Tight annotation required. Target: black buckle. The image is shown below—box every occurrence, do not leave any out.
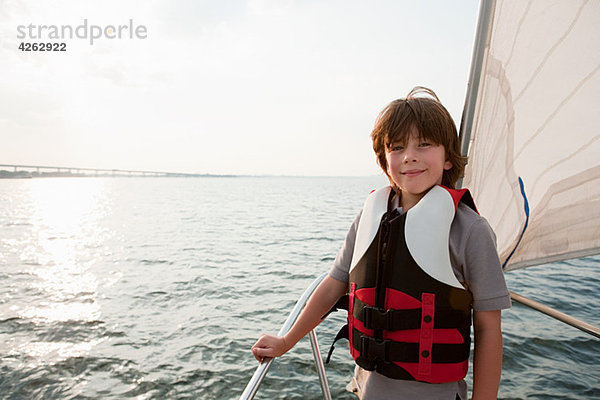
[363,306,391,330]
[360,336,390,361]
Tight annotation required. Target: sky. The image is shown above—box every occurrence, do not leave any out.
[1,0,480,176]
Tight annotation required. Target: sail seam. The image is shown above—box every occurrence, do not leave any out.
[513,0,589,105]
[514,62,600,162]
[503,0,533,69]
[505,248,600,271]
[529,131,600,197]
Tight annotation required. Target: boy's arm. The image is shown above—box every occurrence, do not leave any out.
[471,310,503,400]
[251,276,347,362]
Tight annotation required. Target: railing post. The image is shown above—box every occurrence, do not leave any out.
[240,273,331,400]
[309,330,332,400]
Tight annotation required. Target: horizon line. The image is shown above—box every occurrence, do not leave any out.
[0,163,384,179]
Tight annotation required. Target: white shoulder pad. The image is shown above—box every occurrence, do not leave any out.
[349,186,391,274]
[405,186,463,288]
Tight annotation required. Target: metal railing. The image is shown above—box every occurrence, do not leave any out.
[240,273,332,400]
[510,291,600,339]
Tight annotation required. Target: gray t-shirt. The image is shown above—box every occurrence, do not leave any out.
[328,202,511,400]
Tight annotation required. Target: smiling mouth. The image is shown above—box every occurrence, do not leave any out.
[402,170,424,177]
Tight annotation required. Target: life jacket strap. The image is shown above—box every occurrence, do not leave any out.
[356,300,471,331]
[321,294,349,319]
[325,324,349,364]
[352,327,470,363]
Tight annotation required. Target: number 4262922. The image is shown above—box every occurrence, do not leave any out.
[19,42,67,51]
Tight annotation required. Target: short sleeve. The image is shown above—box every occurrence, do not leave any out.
[328,210,362,283]
[453,206,512,311]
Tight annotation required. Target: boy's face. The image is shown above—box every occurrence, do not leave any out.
[385,127,452,209]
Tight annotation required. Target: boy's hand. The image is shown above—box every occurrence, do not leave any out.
[250,276,347,363]
[251,334,290,362]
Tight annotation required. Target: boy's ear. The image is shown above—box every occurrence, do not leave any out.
[444,160,453,170]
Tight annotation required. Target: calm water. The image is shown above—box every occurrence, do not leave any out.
[0,177,598,399]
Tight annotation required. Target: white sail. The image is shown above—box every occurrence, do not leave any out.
[461,0,600,271]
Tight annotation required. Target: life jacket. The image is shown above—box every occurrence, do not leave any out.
[326,185,478,384]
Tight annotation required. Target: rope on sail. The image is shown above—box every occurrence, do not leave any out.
[502,177,529,269]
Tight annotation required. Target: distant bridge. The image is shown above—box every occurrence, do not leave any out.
[0,164,225,178]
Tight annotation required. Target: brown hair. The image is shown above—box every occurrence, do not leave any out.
[371,86,465,189]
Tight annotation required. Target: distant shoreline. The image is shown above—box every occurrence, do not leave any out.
[0,171,382,179]
[0,170,235,179]
[0,168,383,179]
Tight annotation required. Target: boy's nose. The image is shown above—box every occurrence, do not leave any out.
[403,148,417,163]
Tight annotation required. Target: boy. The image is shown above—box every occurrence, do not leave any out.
[252,87,510,400]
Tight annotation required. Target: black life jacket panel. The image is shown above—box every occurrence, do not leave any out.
[327,185,477,384]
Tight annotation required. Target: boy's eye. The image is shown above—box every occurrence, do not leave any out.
[391,145,404,151]
[419,142,432,147]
